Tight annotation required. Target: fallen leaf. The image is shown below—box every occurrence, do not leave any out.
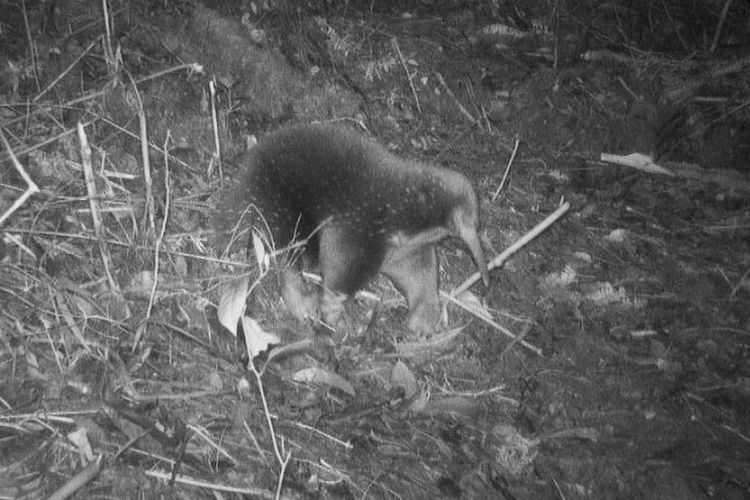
[395,326,463,358]
[293,367,355,396]
[241,317,280,360]
[217,275,249,336]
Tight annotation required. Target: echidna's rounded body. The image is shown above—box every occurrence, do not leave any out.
[220,124,489,333]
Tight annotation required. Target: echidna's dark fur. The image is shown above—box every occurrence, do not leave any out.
[217,123,489,333]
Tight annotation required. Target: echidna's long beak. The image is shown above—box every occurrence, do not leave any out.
[458,225,490,287]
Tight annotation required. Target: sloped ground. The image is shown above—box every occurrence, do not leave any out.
[1,0,749,499]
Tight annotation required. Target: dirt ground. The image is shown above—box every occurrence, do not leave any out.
[1,1,749,499]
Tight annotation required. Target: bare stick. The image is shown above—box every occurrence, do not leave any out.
[209,78,223,180]
[1,64,203,131]
[659,0,689,51]
[392,38,421,114]
[33,37,101,102]
[450,201,571,297]
[125,71,155,235]
[730,266,750,299]
[134,132,172,349]
[491,136,520,201]
[47,455,103,500]
[710,0,735,54]
[0,128,39,226]
[274,449,292,500]
[243,420,271,466]
[20,0,40,92]
[436,72,477,124]
[441,290,543,356]
[78,122,119,292]
[144,470,275,498]
[290,421,353,450]
[0,123,92,162]
[249,363,292,498]
[101,0,115,67]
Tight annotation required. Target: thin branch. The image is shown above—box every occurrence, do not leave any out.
[451,201,571,297]
[0,128,39,226]
[392,38,421,114]
[77,122,119,293]
[491,136,520,201]
[710,0,735,54]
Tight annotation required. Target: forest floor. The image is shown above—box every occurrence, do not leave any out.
[1,1,749,499]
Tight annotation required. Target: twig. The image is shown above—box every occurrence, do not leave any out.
[690,96,750,138]
[125,71,156,235]
[133,62,204,85]
[47,455,103,500]
[208,78,223,180]
[243,420,271,466]
[77,122,119,293]
[710,0,735,54]
[450,201,571,297]
[0,128,39,226]
[721,424,750,445]
[188,424,237,465]
[0,121,93,161]
[491,136,520,201]
[113,430,150,461]
[441,290,543,356]
[6,228,251,267]
[286,420,353,450]
[0,64,202,131]
[101,0,115,68]
[134,132,172,349]
[250,364,284,463]
[659,0,688,51]
[249,362,292,497]
[730,266,750,299]
[616,76,640,101]
[144,470,275,499]
[391,38,421,114]
[20,0,40,92]
[436,72,477,124]
[551,0,560,83]
[274,450,292,500]
[33,37,101,102]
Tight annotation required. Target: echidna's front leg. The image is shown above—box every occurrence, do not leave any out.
[381,244,440,334]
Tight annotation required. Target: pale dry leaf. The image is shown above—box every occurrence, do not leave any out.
[207,371,223,391]
[237,377,252,399]
[251,230,270,274]
[217,275,249,336]
[605,228,630,243]
[395,326,463,358]
[241,316,280,361]
[68,428,94,462]
[406,388,430,413]
[293,367,355,396]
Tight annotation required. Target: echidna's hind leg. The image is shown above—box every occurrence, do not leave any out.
[381,244,440,334]
[318,224,380,328]
[280,268,319,324]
